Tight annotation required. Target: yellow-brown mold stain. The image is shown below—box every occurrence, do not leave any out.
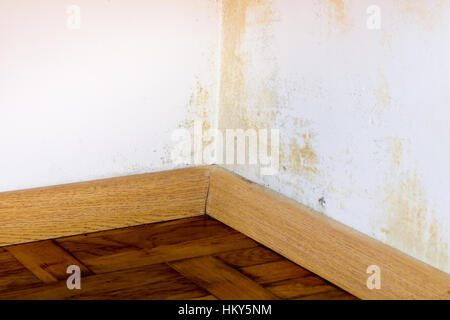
[328,0,345,24]
[374,71,392,113]
[383,172,428,256]
[427,215,449,268]
[380,31,392,50]
[219,0,279,132]
[246,0,277,26]
[390,137,403,168]
[294,118,312,128]
[283,132,319,178]
[182,80,212,135]
[175,80,213,163]
[379,138,449,270]
[219,0,255,130]
[395,0,445,31]
[192,81,211,133]
[255,81,280,111]
[323,0,352,32]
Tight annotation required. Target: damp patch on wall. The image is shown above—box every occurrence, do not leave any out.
[375,137,449,271]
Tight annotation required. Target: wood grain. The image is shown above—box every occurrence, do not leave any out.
[169,256,278,300]
[0,249,41,293]
[7,240,92,283]
[0,264,209,300]
[206,166,450,300]
[294,288,358,300]
[80,232,258,274]
[215,246,283,268]
[266,276,339,299]
[0,216,355,300]
[56,216,258,274]
[0,167,210,246]
[56,216,235,261]
[239,260,313,284]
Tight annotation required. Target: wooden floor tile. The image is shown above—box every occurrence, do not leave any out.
[239,260,313,284]
[80,232,258,274]
[215,246,283,268]
[193,295,218,300]
[265,276,338,299]
[0,249,42,293]
[0,264,207,300]
[56,216,234,260]
[293,289,357,300]
[7,240,92,283]
[169,256,278,300]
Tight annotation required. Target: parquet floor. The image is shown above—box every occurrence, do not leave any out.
[0,216,356,300]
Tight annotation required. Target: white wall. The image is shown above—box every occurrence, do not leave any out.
[218,0,450,273]
[0,0,219,191]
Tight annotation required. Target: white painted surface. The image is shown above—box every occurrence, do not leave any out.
[0,0,219,191]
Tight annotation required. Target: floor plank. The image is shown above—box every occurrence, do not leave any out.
[0,264,208,300]
[56,216,239,261]
[239,260,313,284]
[7,240,92,283]
[0,249,42,293]
[169,256,278,300]
[240,260,357,300]
[82,232,258,274]
[215,246,283,268]
[193,295,218,300]
[293,288,357,300]
[265,276,339,299]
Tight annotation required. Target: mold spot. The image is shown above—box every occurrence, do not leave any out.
[180,79,212,136]
[219,0,280,134]
[374,71,392,112]
[395,0,446,31]
[380,31,392,49]
[328,0,345,25]
[377,138,449,271]
[319,197,326,207]
[191,81,211,133]
[287,133,319,177]
[322,0,352,32]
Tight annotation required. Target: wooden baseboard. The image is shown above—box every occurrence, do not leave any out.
[0,167,210,246]
[206,166,450,300]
